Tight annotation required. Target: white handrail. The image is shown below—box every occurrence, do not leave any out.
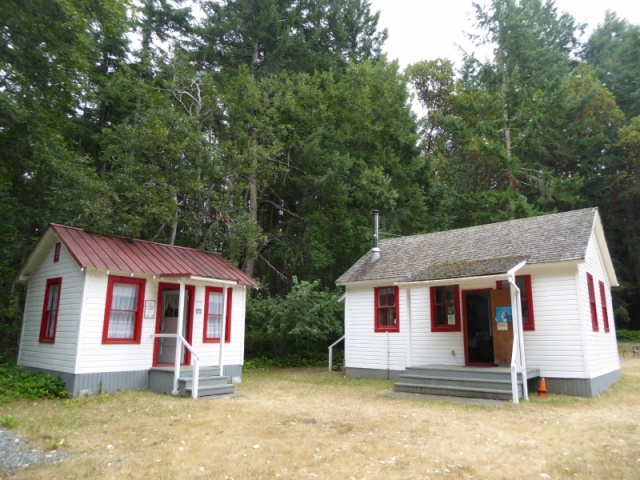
[328,335,345,371]
[153,333,201,398]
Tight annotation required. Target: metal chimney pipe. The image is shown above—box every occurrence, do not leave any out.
[371,209,381,262]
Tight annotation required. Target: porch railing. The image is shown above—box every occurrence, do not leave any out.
[153,333,201,398]
[328,335,345,371]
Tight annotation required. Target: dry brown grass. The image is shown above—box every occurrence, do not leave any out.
[2,360,640,480]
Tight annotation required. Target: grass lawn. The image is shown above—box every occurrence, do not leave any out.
[1,360,640,479]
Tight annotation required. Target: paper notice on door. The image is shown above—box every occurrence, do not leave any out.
[497,322,508,331]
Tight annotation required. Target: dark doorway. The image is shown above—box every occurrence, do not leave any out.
[463,290,494,365]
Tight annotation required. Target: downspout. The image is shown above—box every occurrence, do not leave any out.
[507,261,528,403]
[172,278,186,395]
[386,331,390,379]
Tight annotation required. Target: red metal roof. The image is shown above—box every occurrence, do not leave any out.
[49,224,258,287]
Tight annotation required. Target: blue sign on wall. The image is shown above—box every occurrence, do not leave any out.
[496,306,513,323]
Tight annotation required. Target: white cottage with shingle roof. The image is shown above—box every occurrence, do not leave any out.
[336,208,620,400]
[17,224,257,398]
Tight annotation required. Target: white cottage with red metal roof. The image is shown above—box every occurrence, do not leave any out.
[336,208,620,401]
[17,224,257,398]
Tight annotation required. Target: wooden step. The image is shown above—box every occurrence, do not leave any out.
[184,383,235,398]
[393,365,539,401]
[394,382,514,401]
[178,374,234,398]
[398,374,516,392]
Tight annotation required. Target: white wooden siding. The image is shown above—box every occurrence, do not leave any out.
[521,266,587,377]
[74,278,247,374]
[344,284,408,371]
[578,234,620,378]
[408,285,465,367]
[344,260,619,380]
[18,242,84,373]
[188,284,246,368]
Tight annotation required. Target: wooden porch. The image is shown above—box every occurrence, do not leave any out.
[394,365,541,401]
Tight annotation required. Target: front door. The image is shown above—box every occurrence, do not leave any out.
[490,288,513,366]
[463,290,494,365]
[154,284,194,366]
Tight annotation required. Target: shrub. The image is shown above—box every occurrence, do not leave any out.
[245,349,344,369]
[0,365,69,403]
[616,329,640,343]
[245,278,344,361]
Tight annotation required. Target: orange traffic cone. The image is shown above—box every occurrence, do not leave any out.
[537,377,547,398]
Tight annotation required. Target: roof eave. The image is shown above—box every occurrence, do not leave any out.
[336,277,405,288]
[395,261,527,288]
[592,212,619,287]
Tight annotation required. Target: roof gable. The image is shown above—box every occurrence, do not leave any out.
[336,208,611,285]
[19,224,257,287]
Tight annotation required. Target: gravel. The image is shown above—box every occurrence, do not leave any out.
[0,426,71,474]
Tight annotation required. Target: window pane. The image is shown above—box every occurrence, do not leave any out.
[379,309,388,326]
[48,284,59,309]
[46,311,56,337]
[108,311,135,338]
[208,292,223,315]
[379,289,389,307]
[435,287,443,304]
[436,305,446,325]
[207,315,221,338]
[112,283,138,310]
[109,282,138,339]
[207,291,223,338]
[445,286,454,304]
[388,308,396,326]
[386,289,395,307]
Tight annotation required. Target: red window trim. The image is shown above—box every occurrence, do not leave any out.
[39,278,62,343]
[374,286,400,333]
[203,287,232,343]
[102,275,146,344]
[496,275,535,331]
[599,280,610,333]
[587,273,599,332]
[430,285,461,332]
[53,242,61,263]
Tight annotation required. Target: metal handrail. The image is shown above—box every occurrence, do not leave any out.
[328,335,345,371]
[153,333,201,398]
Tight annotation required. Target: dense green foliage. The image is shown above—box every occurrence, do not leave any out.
[1,0,639,364]
[0,365,69,402]
[616,330,640,343]
[246,279,344,358]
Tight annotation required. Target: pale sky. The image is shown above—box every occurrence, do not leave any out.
[370,0,640,69]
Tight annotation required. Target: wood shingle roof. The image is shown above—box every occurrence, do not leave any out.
[336,208,600,285]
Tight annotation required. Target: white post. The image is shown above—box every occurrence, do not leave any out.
[172,279,186,395]
[509,277,520,404]
[508,272,529,402]
[406,286,412,368]
[513,281,529,401]
[218,285,228,377]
